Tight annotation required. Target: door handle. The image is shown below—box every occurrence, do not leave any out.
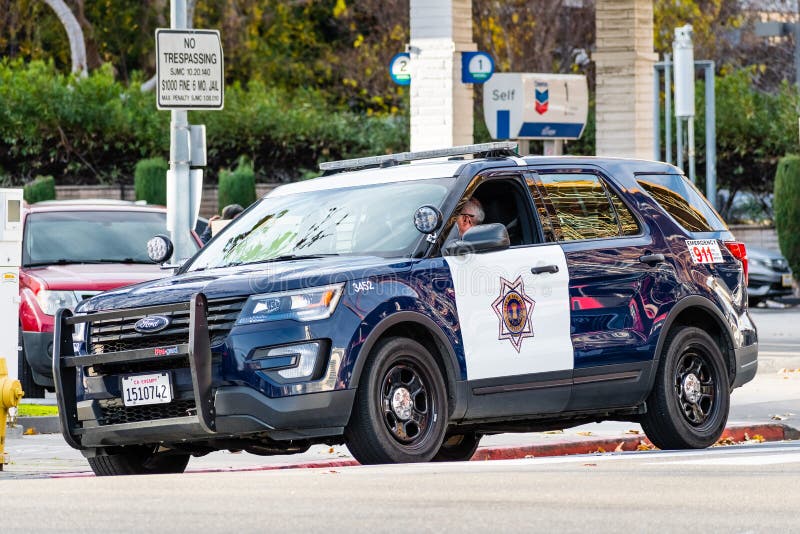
[639,253,665,265]
[531,264,559,274]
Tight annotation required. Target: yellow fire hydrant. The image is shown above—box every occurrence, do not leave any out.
[0,357,24,471]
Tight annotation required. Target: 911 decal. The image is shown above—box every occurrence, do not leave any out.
[686,239,724,264]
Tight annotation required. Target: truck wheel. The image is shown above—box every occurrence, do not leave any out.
[432,432,482,462]
[87,446,190,476]
[345,337,448,465]
[18,326,45,399]
[641,326,730,450]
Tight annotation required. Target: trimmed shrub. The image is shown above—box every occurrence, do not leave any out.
[23,175,56,203]
[218,158,256,210]
[774,155,800,277]
[134,157,168,205]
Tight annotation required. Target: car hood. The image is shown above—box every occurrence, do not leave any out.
[25,263,167,292]
[78,256,415,312]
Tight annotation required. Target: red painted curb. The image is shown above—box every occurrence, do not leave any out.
[182,422,798,474]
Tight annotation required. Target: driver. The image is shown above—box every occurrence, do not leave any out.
[455,198,484,238]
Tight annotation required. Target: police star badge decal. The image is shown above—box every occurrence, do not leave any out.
[492,276,535,353]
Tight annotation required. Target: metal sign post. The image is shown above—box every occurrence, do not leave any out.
[158,0,223,263]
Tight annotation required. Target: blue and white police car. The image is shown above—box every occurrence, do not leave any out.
[53,142,758,475]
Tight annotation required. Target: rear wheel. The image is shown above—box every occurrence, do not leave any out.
[432,432,482,462]
[345,337,448,465]
[18,326,45,399]
[641,326,730,450]
[87,446,190,476]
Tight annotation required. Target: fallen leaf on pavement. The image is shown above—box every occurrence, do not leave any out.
[577,431,593,436]
[328,447,335,454]
[543,430,564,434]
[771,414,785,421]
[747,434,765,443]
[23,428,38,435]
[625,429,641,435]
[713,436,736,446]
[593,447,606,453]
[636,441,656,451]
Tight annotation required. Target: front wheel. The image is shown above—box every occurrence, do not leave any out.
[87,446,190,476]
[345,337,448,465]
[640,326,730,450]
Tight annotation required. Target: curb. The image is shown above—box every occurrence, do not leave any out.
[184,422,800,474]
[11,416,61,437]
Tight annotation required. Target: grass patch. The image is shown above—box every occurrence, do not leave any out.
[16,404,58,417]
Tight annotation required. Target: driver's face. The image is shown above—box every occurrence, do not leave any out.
[457,209,478,237]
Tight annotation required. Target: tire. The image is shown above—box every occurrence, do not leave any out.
[432,432,482,462]
[87,446,190,476]
[640,326,730,450]
[18,326,45,399]
[345,337,448,465]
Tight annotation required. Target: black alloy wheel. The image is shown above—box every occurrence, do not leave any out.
[345,337,448,464]
[641,326,730,450]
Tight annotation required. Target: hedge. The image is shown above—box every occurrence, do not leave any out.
[23,175,56,203]
[774,155,800,276]
[134,157,168,205]
[218,158,256,210]
[0,59,409,185]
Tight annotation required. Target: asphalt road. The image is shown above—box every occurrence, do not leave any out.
[2,441,799,533]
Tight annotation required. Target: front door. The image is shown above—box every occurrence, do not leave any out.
[446,243,572,418]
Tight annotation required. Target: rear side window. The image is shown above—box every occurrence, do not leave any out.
[637,174,727,232]
[537,173,639,241]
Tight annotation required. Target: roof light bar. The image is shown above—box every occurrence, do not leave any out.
[318,142,518,172]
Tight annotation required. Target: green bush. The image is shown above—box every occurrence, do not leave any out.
[774,155,800,276]
[23,175,56,203]
[134,157,168,205]
[218,158,256,210]
[0,59,408,185]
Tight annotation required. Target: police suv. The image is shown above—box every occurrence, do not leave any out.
[54,143,758,475]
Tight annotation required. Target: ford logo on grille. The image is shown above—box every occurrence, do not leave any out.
[134,315,171,334]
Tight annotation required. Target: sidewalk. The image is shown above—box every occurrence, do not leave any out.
[3,371,798,478]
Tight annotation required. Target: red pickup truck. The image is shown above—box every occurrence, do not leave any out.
[18,200,200,396]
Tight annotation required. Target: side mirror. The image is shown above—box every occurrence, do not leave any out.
[442,223,510,256]
[146,234,174,264]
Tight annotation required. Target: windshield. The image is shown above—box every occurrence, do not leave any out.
[186,178,452,271]
[23,210,183,266]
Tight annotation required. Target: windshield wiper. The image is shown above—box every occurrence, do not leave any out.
[24,258,152,267]
[222,253,340,268]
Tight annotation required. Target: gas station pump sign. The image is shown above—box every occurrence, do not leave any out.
[483,73,588,140]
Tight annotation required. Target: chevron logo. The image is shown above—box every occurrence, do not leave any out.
[535,82,549,115]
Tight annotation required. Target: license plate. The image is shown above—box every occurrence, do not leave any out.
[121,372,172,407]
[782,273,793,288]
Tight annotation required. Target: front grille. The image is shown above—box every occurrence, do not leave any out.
[92,356,190,377]
[97,398,196,426]
[88,297,246,354]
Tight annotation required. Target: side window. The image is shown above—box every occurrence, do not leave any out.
[526,176,556,242]
[451,176,537,248]
[637,174,727,232]
[608,188,640,236]
[538,173,619,241]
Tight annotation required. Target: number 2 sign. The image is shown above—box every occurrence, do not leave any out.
[389,53,411,86]
[686,239,723,264]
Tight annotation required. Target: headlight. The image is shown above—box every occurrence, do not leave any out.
[235,283,344,325]
[36,290,79,315]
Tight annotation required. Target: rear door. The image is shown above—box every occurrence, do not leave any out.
[532,170,675,410]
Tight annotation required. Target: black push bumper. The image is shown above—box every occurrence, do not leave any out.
[53,293,354,450]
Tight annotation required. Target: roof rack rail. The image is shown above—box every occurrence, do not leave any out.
[318,141,518,174]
